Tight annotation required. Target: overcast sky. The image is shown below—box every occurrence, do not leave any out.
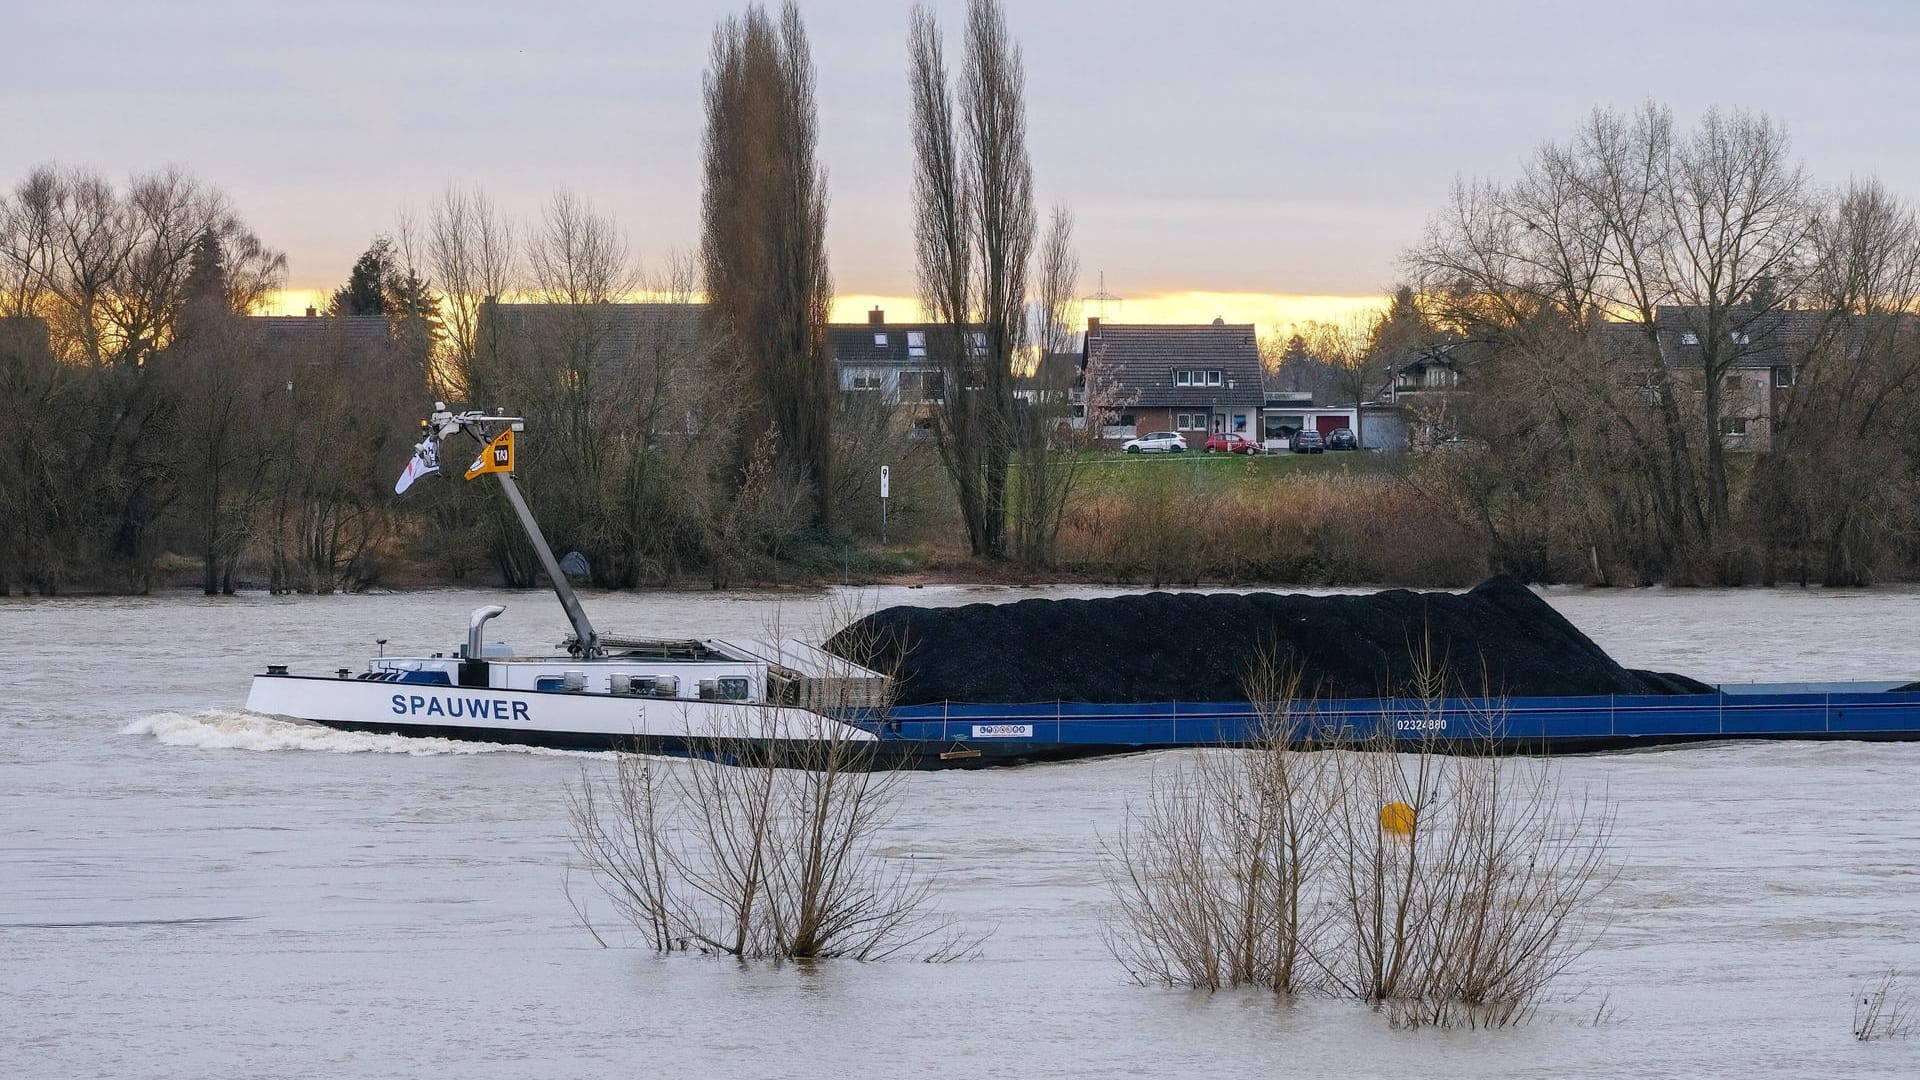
[6,0,1918,323]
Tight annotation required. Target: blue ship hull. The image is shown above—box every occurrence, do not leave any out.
[848,682,1920,767]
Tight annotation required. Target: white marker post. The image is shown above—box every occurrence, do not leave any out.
[879,465,891,544]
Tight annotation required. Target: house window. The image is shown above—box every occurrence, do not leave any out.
[1232,414,1248,433]
[873,332,888,347]
[1721,417,1749,436]
[899,369,942,402]
[906,331,927,357]
[1679,332,1699,345]
[1206,370,1223,386]
[848,372,882,391]
[966,331,987,354]
[1117,412,1137,428]
[1176,412,1207,431]
[1174,370,1192,386]
[1731,331,1750,345]
[1774,365,1795,388]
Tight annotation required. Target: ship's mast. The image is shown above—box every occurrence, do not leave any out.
[429,403,601,658]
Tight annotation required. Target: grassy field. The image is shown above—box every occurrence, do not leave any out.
[1068,448,1403,494]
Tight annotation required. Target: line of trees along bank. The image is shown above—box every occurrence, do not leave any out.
[1401,103,1920,586]
[0,166,422,596]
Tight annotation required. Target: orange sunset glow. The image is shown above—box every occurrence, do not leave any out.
[265,288,1387,338]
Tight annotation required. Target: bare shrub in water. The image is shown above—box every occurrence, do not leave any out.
[1854,969,1915,1041]
[566,605,967,962]
[1101,656,1338,994]
[1103,641,1616,1027]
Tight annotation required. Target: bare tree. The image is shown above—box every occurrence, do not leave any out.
[1009,204,1086,567]
[0,164,283,591]
[910,0,1037,559]
[566,609,968,961]
[702,2,835,527]
[1752,179,1920,584]
[1301,314,1386,444]
[1406,104,1818,582]
[429,184,518,393]
[908,3,981,550]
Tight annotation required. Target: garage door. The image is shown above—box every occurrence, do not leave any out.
[1315,415,1348,435]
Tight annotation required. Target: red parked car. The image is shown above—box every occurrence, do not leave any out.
[1203,433,1262,455]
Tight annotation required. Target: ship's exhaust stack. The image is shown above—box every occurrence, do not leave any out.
[467,605,507,660]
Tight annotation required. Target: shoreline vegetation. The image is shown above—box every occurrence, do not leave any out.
[14,449,1920,597]
[7,6,1920,598]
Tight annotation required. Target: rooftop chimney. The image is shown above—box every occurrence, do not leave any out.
[305,306,317,318]
[868,307,885,326]
[1087,316,1101,338]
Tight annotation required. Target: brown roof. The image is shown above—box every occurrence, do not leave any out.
[1083,323,1264,407]
[483,303,704,368]
[1602,308,1920,371]
[247,314,393,351]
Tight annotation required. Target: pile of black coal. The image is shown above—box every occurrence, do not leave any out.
[826,577,1711,705]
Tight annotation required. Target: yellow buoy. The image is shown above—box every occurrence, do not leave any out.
[1379,801,1416,836]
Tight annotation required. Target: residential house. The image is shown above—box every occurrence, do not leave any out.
[1630,306,1825,452]
[248,308,394,357]
[476,301,707,433]
[1378,341,1471,450]
[1018,350,1082,406]
[827,309,951,407]
[1080,317,1265,443]
[478,301,704,374]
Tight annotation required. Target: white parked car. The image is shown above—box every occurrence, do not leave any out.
[1122,431,1189,454]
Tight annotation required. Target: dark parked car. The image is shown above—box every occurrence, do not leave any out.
[1291,430,1325,454]
[1325,427,1358,451]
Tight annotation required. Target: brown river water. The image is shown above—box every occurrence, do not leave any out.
[4,584,1920,1078]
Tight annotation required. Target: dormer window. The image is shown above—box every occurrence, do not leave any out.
[874,333,888,347]
[1679,332,1699,346]
[1730,331,1750,345]
[906,331,927,357]
[1174,370,1193,386]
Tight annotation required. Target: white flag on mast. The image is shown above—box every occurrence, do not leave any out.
[394,438,440,495]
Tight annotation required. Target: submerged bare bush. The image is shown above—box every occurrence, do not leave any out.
[1103,660,1335,993]
[1102,646,1616,1027]
[1854,969,1915,1041]
[1330,736,1616,1028]
[567,716,960,960]
[566,604,968,962]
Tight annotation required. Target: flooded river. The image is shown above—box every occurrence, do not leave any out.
[5,585,1920,1078]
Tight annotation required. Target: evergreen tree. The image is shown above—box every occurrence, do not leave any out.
[175,230,233,344]
[330,237,394,316]
[183,229,230,308]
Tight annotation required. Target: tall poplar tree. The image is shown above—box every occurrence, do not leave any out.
[701,3,834,526]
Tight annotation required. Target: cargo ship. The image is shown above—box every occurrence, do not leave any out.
[244,404,1920,768]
